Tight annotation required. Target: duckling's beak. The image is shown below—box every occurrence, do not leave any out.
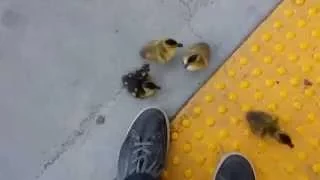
[177,43,183,47]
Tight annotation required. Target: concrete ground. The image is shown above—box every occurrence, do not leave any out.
[0,0,280,179]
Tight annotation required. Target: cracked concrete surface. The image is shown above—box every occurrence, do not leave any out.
[0,0,280,179]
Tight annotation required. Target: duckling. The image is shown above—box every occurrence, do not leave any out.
[140,38,183,64]
[182,42,210,71]
[183,42,210,71]
[246,110,294,148]
[122,64,161,99]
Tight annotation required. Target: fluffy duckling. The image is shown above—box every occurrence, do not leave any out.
[183,42,210,71]
[140,38,183,64]
[246,110,294,148]
[122,64,161,99]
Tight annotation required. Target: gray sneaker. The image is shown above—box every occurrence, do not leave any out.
[214,153,255,180]
[117,107,169,180]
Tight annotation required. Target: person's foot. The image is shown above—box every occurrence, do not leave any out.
[214,153,255,180]
[117,107,169,180]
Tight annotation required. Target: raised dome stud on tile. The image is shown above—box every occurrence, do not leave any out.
[254,91,264,100]
[240,80,250,88]
[263,56,273,64]
[172,155,180,165]
[284,164,295,174]
[297,152,307,160]
[308,7,319,16]
[274,43,285,52]
[267,103,278,112]
[312,163,320,174]
[311,29,320,38]
[228,92,238,101]
[218,105,228,114]
[193,106,202,115]
[277,67,287,75]
[241,104,252,112]
[161,170,169,179]
[214,82,226,90]
[183,142,192,153]
[304,88,315,97]
[251,68,263,76]
[316,77,320,85]
[171,132,179,141]
[293,101,303,110]
[299,42,309,50]
[273,21,283,29]
[307,113,316,123]
[298,176,309,180]
[218,129,229,139]
[196,155,206,166]
[293,0,305,6]
[205,95,214,103]
[302,65,312,73]
[229,116,240,126]
[271,154,280,162]
[296,126,304,134]
[286,32,296,40]
[284,9,294,17]
[206,117,215,127]
[288,54,299,62]
[194,131,204,140]
[207,143,218,152]
[309,138,319,149]
[243,128,250,136]
[257,140,266,150]
[290,77,300,86]
[251,44,260,52]
[313,53,320,61]
[281,115,291,124]
[182,119,191,128]
[262,33,272,41]
[232,141,240,150]
[227,69,236,77]
[265,79,276,87]
[239,57,248,65]
[184,169,193,179]
[297,19,307,28]
[280,90,288,98]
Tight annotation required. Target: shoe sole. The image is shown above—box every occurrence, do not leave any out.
[213,152,256,180]
[125,106,170,153]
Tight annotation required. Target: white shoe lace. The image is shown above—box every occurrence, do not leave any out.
[129,135,161,177]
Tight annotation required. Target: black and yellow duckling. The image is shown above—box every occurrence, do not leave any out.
[182,42,210,71]
[246,110,294,148]
[140,38,183,64]
[122,64,160,99]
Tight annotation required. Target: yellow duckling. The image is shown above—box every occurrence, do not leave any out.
[182,42,210,71]
[246,110,294,148]
[140,38,183,64]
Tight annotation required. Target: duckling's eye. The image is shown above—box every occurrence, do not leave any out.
[187,54,198,64]
[165,39,178,46]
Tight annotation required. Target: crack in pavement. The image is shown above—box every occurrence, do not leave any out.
[36,88,125,179]
[188,23,203,39]
[178,0,215,39]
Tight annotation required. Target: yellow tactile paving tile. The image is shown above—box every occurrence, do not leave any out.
[164,0,320,179]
